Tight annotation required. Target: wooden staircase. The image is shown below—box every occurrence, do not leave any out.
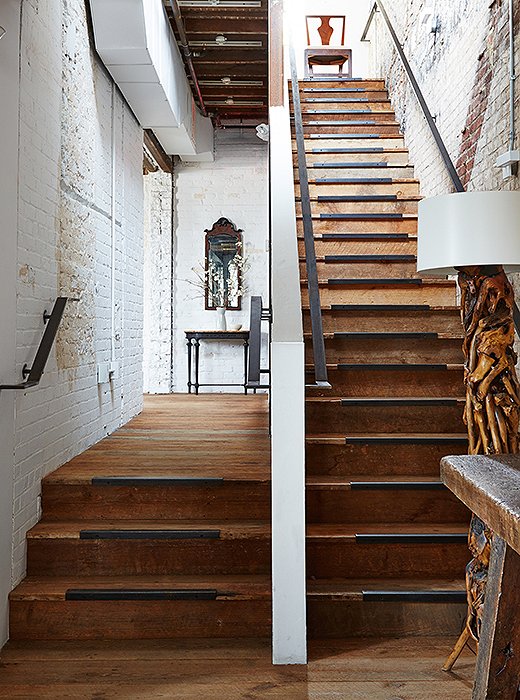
[9,395,272,640]
[292,77,471,638]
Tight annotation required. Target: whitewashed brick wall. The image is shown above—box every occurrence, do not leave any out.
[172,130,269,393]
[12,0,144,584]
[143,130,269,393]
[367,0,520,362]
[143,170,174,394]
[367,0,519,196]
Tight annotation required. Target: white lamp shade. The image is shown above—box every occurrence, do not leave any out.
[417,191,520,276]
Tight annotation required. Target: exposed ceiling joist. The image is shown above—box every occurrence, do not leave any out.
[163,0,267,123]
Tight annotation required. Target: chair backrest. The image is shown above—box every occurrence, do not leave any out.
[305,15,346,47]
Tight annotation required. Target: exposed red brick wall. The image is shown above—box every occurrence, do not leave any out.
[456,0,505,187]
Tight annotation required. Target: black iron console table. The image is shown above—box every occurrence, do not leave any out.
[185,330,250,394]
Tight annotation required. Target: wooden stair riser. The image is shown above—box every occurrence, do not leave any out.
[297,101,394,113]
[300,238,418,257]
[295,151,410,165]
[301,285,456,306]
[298,219,417,235]
[305,442,469,477]
[302,124,402,136]
[26,539,271,577]
[306,540,469,578]
[306,367,464,398]
[307,600,466,638]
[306,336,463,364]
[297,112,398,123]
[298,183,421,198]
[9,600,271,640]
[302,260,418,279]
[295,200,418,215]
[298,80,386,89]
[41,483,271,522]
[305,402,465,434]
[306,489,469,524]
[297,166,415,180]
[303,309,463,335]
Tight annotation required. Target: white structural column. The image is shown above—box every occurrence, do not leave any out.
[0,0,21,645]
[269,0,307,663]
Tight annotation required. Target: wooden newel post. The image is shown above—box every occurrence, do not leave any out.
[443,265,520,671]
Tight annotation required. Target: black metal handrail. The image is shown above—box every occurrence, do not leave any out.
[247,296,270,390]
[361,1,520,335]
[361,1,464,193]
[0,297,69,390]
[289,42,330,388]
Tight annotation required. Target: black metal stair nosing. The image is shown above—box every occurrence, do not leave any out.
[313,162,389,169]
[336,363,449,371]
[304,98,372,103]
[306,109,373,114]
[355,533,467,544]
[79,529,221,540]
[314,178,394,184]
[350,481,445,491]
[344,436,468,445]
[333,331,438,339]
[312,147,385,153]
[331,304,430,311]
[320,213,404,220]
[306,120,380,126]
[309,134,382,139]
[340,397,460,407]
[91,477,224,487]
[318,195,398,202]
[362,590,466,603]
[303,88,367,93]
[304,76,365,81]
[65,588,220,601]
[328,278,422,286]
[324,255,416,262]
[322,233,411,240]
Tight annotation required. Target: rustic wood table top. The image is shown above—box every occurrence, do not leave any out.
[441,454,520,556]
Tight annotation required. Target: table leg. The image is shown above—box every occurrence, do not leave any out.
[472,536,520,700]
[187,338,192,393]
[244,339,249,394]
[194,339,200,395]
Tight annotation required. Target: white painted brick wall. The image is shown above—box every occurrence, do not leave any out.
[367,0,519,196]
[12,0,144,584]
[143,130,269,393]
[172,130,269,393]
[367,1,520,368]
[143,170,174,394]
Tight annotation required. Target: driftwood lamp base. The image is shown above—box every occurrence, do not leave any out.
[444,266,520,672]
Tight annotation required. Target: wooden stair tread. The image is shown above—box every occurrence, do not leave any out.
[305,363,463,371]
[10,575,272,601]
[28,520,271,539]
[301,279,455,287]
[306,475,443,487]
[306,524,468,538]
[307,578,465,600]
[44,465,271,485]
[302,304,459,312]
[306,433,468,443]
[305,396,465,404]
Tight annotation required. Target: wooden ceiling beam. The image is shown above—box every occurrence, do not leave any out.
[144,129,173,173]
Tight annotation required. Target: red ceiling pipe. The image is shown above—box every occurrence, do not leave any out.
[167,0,209,117]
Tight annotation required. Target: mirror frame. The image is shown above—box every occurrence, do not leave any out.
[204,217,243,311]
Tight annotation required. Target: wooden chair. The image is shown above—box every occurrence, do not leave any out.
[304,15,352,79]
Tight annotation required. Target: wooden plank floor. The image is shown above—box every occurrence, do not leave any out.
[0,637,475,698]
[46,394,271,482]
